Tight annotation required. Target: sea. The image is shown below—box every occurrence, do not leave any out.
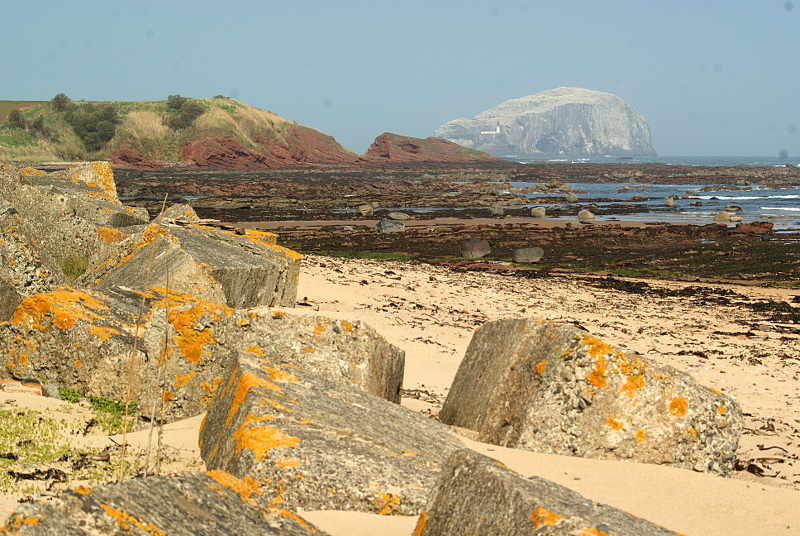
[501,155,800,230]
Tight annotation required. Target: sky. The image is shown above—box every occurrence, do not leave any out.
[2,0,798,157]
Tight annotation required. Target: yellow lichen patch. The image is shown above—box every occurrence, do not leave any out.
[267,507,317,532]
[174,371,196,388]
[718,405,725,416]
[262,365,299,384]
[669,397,688,417]
[576,529,609,536]
[373,492,401,515]
[620,374,645,398]
[302,346,315,354]
[200,377,222,407]
[11,288,109,331]
[402,450,417,457]
[76,485,92,494]
[535,360,547,375]
[232,423,300,461]
[74,359,81,369]
[586,356,607,388]
[100,504,166,536]
[245,345,264,356]
[340,320,353,333]
[531,506,564,528]
[89,325,120,342]
[275,457,300,468]
[606,417,624,431]
[635,429,646,443]
[412,511,427,536]
[313,323,325,335]
[493,460,508,469]
[97,226,128,245]
[6,515,41,531]
[206,469,261,501]
[226,371,282,425]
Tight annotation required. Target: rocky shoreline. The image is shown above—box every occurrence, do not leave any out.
[111,163,800,287]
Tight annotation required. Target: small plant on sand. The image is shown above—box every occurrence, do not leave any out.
[86,395,138,434]
[59,386,82,403]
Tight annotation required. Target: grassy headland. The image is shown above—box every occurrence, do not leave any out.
[0,95,356,164]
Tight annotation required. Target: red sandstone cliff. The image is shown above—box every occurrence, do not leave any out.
[364,133,504,164]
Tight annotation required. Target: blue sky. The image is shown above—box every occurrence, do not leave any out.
[2,1,798,156]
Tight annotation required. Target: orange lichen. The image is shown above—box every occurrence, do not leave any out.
[718,405,725,416]
[245,345,264,356]
[232,422,300,461]
[341,320,353,333]
[373,492,401,515]
[73,359,81,368]
[76,485,92,494]
[606,417,624,431]
[620,374,645,397]
[89,325,120,342]
[412,511,427,536]
[12,288,110,331]
[174,371,196,388]
[531,506,564,528]
[535,360,547,375]
[100,504,166,536]
[576,529,609,536]
[275,457,300,468]
[635,429,646,443]
[226,371,282,425]
[206,469,261,501]
[313,323,325,335]
[669,397,688,417]
[97,226,128,245]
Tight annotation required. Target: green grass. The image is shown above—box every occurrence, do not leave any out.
[56,255,89,282]
[0,96,300,163]
[0,101,45,122]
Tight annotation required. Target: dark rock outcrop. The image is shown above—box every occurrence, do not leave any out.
[439,319,742,476]
[435,87,657,157]
[416,449,680,536]
[365,132,502,163]
[200,350,463,515]
[2,470,327,536]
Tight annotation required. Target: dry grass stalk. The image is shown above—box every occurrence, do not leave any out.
[118,193,169,482]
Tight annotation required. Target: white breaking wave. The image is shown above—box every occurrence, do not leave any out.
[760,206,800,212]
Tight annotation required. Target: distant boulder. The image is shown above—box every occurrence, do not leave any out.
[365,132,502,163]
[459,238,491,259]
[435,87,657,158]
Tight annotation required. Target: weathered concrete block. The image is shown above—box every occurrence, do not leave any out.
[158,202,200,222]
[200,351,462,515]
[2,470,326,535]
[80,223,300,309]
[0,163,149,260]
[0,287,146,402]
[415,449,680,536]
[439,319,742,476]
[2,286,403,424]
[0,197,65,320]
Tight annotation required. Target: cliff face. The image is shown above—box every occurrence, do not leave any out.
[434,87,657,158]
[364,133,503,164]
[0,98,362,169]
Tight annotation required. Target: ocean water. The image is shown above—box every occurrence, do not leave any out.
[509,182,800,229]
[494,155,799,228]
[508,155,800,167]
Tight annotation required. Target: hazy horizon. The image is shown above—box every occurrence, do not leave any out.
[3,1,798,158]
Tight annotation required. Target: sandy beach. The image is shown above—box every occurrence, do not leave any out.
[2,253,799,535]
